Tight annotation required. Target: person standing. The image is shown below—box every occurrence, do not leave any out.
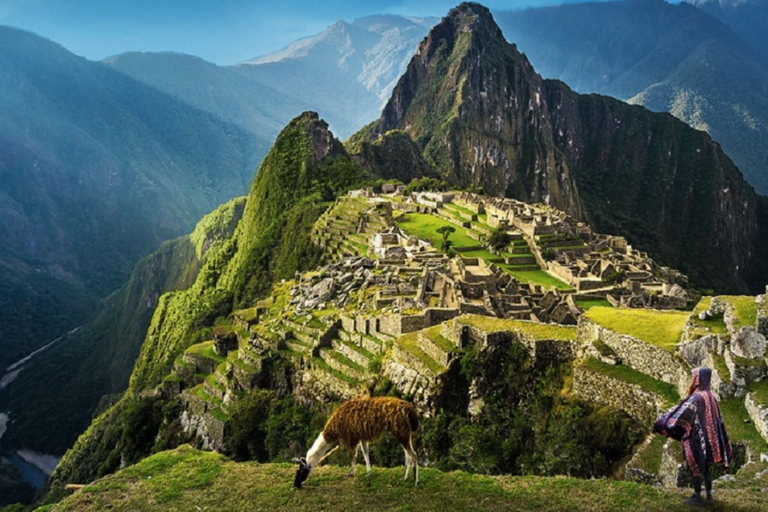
[653,367,732,506]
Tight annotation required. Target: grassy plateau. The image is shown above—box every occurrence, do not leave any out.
[41,445,764,512]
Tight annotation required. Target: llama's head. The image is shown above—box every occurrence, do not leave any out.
[292,457,312,488]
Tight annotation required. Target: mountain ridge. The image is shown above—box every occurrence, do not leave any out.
[355,1,764,293]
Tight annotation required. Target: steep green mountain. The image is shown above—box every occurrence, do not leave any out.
[356,2,765,293]
[0,27,259,369]
[492,0,768,194]
[688,0,768,57]
[43,112,368,494]
[128,112,367,392]
[4,198,245,455]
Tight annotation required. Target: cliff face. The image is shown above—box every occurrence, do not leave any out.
[359,2,763,292]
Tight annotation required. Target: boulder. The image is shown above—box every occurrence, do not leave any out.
[731,326,767,359]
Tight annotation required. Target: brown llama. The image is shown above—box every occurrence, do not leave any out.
[292,396,419,487]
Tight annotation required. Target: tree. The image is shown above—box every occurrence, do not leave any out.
[487,228,512,251]
[602,271,627,285]
[436,226,456,252]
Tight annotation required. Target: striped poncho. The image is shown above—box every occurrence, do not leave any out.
[652,367,732,476]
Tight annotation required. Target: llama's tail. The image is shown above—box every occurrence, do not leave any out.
[407,404,419,432]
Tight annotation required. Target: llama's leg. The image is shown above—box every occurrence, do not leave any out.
[361,442,372,474]
[408,434,419,486]
[349,443,359,476]
[403,445,411,481]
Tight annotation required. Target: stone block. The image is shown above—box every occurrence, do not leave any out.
[731,327,767,359]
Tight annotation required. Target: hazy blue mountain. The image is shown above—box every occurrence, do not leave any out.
[687,0,768,56]
[493,0,768,193]
[105,16,436,142]
[103,51,310,145]
[0,26,259,368]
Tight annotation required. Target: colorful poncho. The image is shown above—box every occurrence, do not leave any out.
[653,367,732,476]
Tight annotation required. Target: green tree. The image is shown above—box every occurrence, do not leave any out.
[487,228,512,251]
[437,226,456,252]
[603,271,627,285]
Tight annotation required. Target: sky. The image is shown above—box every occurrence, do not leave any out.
[0,0,615,65]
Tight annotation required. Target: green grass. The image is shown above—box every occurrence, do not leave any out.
[581,358,679,406]
[632,436,667,475]
[749,379,768,405]
[458,249,503,261]
[424,325,456,352]
[721,296,759,331]
[48,445,761,512]
[311,356,358,385]
[395,331,445,374]
[584,307,689,352]
[575,299,612,311]
[444,202,478,217]
[688,297,728,339]
[712,353,731,382]
[456,314,577,341]
[501,268,572,291]
[395,213,478,248]
[185,341,227,364]
[325,349,365,373]
[719,397,768,452]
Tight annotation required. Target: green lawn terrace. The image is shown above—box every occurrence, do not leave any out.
[311,195,392,261]
[449,191,689,310]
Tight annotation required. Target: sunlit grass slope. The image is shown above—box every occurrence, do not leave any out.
[42,445,762,512]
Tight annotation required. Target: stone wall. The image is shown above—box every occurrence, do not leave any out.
[677,335,718,368]
[745,392,768,443]
[179,402,225,451]
[577,317,686,386]
[572,367,667,426]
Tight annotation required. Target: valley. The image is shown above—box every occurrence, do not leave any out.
[2,1,768,510]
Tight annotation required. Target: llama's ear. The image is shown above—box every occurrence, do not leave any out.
[291,457,302,464]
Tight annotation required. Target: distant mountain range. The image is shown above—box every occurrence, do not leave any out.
[493,0,768,194]
[687,0,768,56]
[105,2,768,194]
[0,27,260,369]
[106,15,437,140]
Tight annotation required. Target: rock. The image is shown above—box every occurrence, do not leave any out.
[731,326,767,359]
[761,453,768,463]
[699,310,711,321]
[668,284,687,299]
[310,277,335,303]
[718,474,737,482]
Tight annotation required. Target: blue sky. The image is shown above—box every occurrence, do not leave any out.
[0,0,613,65]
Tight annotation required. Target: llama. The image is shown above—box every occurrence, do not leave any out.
[293,396,419,487]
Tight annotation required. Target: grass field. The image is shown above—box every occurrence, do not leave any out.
[721,296,759,331]
[584,307,689,352]
[574,298,613,311]
[395,213,479,248]
[44,445,763,512]
[456,314,577,341]
[502,268,573,291]
[719,396,768,453]
[396,213,574,291]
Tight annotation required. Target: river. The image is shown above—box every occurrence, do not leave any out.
[0,326,84,487]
